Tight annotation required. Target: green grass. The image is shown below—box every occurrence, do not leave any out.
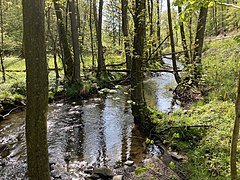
[150,38,240,179]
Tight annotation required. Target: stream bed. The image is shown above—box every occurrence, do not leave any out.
[0,58,179,179]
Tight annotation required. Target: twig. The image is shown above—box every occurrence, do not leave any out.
[146,34,170,63]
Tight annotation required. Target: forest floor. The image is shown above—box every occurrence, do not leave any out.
[148,35,240,179]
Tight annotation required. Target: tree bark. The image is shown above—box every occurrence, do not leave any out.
[193,7,208,84]
[89,0,95,70]
[96,0,106,77]
[0,0,5,82]
[131,0,149,123]
[23,0,51,179]
[69,0,81,82]
[121,0,131,72]
[167,0,181,83]
[178,6,190,63]
[53,0,74,82]
[230,71,240,180]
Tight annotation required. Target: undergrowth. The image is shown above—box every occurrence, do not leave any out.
[150,38,240,179]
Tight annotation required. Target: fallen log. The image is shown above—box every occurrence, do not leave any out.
[2,68,63,72]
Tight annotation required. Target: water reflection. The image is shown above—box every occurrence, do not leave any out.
[144,58,180,112]
[0,57,180,178]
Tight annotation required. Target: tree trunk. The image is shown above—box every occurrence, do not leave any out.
[46,7,60,79]
[188,17,193,62]
[193,7,208,84]
[147,0,153,60]
[156,0,160,52]
[131,0,149,123]
[96,0,106,77]
[121,0,131,72]
[0,0,5,82]
[23,0,51,179]
[178,6,189,63]
[167,0,181,83]
[69,0,81,82]
[53,0,74,82]
[89,0,95,70]
[230,71,240,180]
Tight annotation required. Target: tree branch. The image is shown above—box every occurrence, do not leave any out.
[216,2,240,9]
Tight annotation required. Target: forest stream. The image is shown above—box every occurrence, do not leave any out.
[0,58,180,179]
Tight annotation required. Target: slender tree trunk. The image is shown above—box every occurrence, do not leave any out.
[0,0,5,82]
[193,7,208,84]
[131,0,149,123]
[213,4,218,35]
[167,0,181,83]
[89,0,95,70]
[147,0,153,61]
[156,0,160,57]
[96,0,106,77]
[53,0,74,82]
[69,0,81,82]
[46,7,59,79]
[23,0,51,179]
[178,6,189,63]
[121,0,131,72]
[230,71,240,180]
[188,17,193,62]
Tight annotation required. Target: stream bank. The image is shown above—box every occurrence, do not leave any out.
[0,57,184,179]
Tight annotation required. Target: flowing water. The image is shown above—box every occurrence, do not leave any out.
[0,58,179,179]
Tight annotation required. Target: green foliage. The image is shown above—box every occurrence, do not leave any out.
[134,165,153,176]
[169,161,175,170]
[146,138,154,145]
[202,39,240,101]
[151,100,236,179]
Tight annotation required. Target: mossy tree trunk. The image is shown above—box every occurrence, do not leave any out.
[131,0,149,123]
[23,0,51,179]
[53,0,74,83]
[193,7,208,85]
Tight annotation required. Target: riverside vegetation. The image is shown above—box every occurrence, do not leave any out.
[1,35,240,179]
[147,36,240,179]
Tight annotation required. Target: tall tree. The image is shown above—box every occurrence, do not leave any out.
[69,0,81,82]
[193,6,208,85]
[89,0,95,70]
[178,6,190,63]
[167,0,181,83]
[23,0,51,179]
[231,71,240,180]
[53,0,74,82]
[94,0,106,77]
[0,0,5,82]
[131,0,149,122]
[121,0,131,71]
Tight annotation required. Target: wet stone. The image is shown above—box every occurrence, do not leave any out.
[89,173,100,179]
[84,168,93,174]
[92,167,113,178]
[124,160,134,166]
[113,175,123,180]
